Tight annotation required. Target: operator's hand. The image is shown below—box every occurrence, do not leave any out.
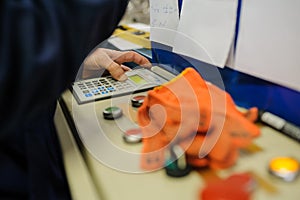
[137,67,260,170]
[82,48,151,81]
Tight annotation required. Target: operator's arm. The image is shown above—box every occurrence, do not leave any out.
[0,0,129,136]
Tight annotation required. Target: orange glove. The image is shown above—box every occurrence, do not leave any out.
[200,173,255,200]
[137,67,260,171]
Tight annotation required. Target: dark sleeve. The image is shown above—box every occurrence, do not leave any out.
[0,0,129,135]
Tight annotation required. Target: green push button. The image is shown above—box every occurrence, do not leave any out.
[103,106,123,120]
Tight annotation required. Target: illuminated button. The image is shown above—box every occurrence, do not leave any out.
[123,128,143,143]
[103,106,123,120]
[269,157,299,181]
[131,95,146,108]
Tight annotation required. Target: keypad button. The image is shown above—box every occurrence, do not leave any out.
[107,87,115,91]
[91,89,99,94]
[85,93,93,97]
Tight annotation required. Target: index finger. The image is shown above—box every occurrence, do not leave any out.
[114,51,151,67]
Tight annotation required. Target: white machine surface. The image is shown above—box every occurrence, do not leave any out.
[55,66,300,200]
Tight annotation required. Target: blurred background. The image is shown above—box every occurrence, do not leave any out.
[121,0,150,24]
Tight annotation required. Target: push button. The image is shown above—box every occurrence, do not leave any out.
[103,106,123,120]
[123,128,143,143]
[268,157,299,182]
[131,95,146,108]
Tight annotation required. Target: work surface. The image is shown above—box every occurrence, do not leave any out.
[55,72,300,200]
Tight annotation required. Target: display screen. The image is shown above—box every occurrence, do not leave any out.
[129,74,147,85]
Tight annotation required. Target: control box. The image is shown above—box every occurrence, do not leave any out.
[72,68,168,104]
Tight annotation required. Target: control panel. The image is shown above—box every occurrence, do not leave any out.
[72,67,168,104]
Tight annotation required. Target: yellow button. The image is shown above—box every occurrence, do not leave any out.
[269,157,299,181]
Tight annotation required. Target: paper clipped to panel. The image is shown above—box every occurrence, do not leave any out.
[149,0,180,47]
[234,0,300,92]
[172,0,238,68]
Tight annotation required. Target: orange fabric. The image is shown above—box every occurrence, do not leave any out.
[201,173,254,200]
[137,67,260,170]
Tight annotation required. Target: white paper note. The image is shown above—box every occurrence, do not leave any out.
[149,0,180,47]
[108,37,143,51]
[234,0,300,92]
[173,0,238,68]
[127,23,150,32]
